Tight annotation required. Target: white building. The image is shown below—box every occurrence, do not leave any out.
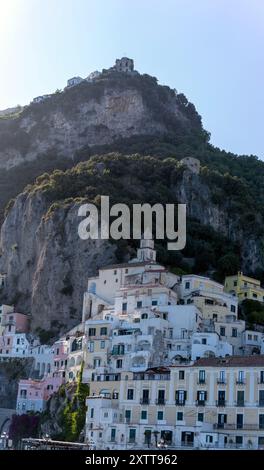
[67,76,83,87]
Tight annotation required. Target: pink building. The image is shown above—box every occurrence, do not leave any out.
[0,312,30,357]
[16,375,64,414]
[52,338,68,379]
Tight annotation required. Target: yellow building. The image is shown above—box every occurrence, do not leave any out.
[224,272,264,303]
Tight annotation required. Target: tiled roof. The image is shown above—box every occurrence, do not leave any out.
[193,355,264,367]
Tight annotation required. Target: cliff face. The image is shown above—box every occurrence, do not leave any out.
[0,154,263,336]
[0,189,117,336]
[0,73,201,171]
[0,359,33,408]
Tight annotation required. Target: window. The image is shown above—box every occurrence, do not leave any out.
[100,341,105,349]
[93,358,101,368]
[127,389,134,400]
[136,301,142,308]
[259,390,264,406]
[219,370,225,383]
[100,327,107,336]
[202,338,207,345]
[206,435,213,444]
[237,390,244,406]
[152,300,158,306]
[177,412,183,421]
[116,359,123,369]
[234,281,237,287]
[17,338,20,345]
[260,371,264,384]
[220,327,226,337]
[122,302,127,312]
[198,370,205,384]
[232,328,237,338]
[125,410,131,423]
[197,390,207,404]
[88,328,96,337]
[179,370,185,380]
[198,413,204,422]
[114,270,117,275]
[253,293,258,299]
[231,304,236,313]
[218,390,226,405]
[110,428,116,442]
[88,341,94,352]
[236,414,243,429]
[254,335,258,341]
[141,410,147,420]
[90,408,94,418]
[185,281,190,289]
[248,334,252,340]
[175,390,187,405]
[129,429,136,443]
[238,371,245,384]
[157,411,164,421]
[259,414,264,429]
[7,338,10,345]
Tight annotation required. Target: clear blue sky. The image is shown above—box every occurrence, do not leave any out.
[1,0,264,157]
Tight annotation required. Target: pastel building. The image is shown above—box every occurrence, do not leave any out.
[225,272,264,303]
[85,356,264,450]
[0,311,30,358]
[16,375,64,414]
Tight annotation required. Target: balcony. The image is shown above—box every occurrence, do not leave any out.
[196,400,206,407]
[175,400,186,406]
[214,423,260,431]
[155,398,166,406]
[217,379,226,385]
[197,380,206,385]
[236,379,246,385]
[235,401,245,407]
[140,398,150,405]
[216,400,226,407]
[258,378,264,384]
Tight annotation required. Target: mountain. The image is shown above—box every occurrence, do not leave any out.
[0,59,264,339]
[0,68,204,223]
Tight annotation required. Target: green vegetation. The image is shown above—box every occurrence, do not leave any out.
[56,364,89,441]
[241,299,264,326]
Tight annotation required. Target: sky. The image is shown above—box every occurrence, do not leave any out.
[0,0,264,158]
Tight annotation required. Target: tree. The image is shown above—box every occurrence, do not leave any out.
[9,414,40,448]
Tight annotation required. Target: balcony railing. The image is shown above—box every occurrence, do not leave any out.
[197,380,206,385]
[214,423,260,430]
[217,379,226,385]
[258,401,264,407]
[175,400,186,406]
[196,400,206,406]
[258,378,264,384]
[140,398,150,405]
[155,398,166,405]
[235,401,245,407]
[236,379,246,385]
[216,400,226,407]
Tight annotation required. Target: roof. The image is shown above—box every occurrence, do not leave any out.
[193,355,264,368]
